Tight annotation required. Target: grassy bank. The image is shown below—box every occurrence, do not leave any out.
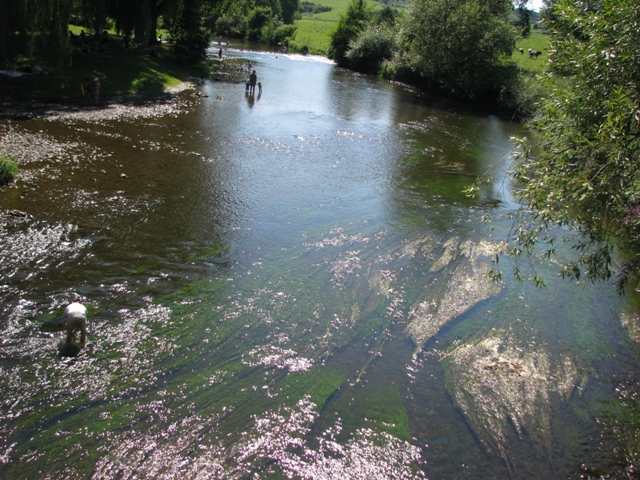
[0,32,208,105]
[292,18,336,55]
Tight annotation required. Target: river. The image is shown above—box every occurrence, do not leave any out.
[0,44,639,479]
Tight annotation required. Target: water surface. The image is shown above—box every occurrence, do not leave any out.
[0,45,638,479]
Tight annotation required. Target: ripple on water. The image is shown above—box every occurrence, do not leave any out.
[90,395,424,479]
[242,345,313,373]
[0,218,91,284]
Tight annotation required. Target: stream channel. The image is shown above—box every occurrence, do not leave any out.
[1,44,640,479]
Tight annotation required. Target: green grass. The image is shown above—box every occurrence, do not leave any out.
[292,18,337,54]
[0,30,206,104]
[514,29,551,73]
[293,0,384,54]
[0,156,19,186]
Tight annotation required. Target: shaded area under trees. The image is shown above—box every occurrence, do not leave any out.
[1,0,217,69]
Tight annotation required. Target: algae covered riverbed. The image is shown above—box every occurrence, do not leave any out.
[1,47,640,479]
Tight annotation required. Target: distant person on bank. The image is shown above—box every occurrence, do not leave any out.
[63,295,88,345]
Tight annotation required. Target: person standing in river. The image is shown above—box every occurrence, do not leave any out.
[62,294,88,345]
[249,70,257,95]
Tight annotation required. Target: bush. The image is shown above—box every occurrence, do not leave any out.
[261,23,297,45]
[170,0,211,65]
[285,40,315,54]
[345,24,395,74]
[0,156,18,186]
[509,0,640,291]
[215,15,248,38]
[171,27,211,64]
[247,7,273,41]
[329,0,374,66]
[497,68,547,121]
[273,24,297,44]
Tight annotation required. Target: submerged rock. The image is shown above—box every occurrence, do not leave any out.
[6,209,29,218]
[442,333,585,468]
[405,237,503,346]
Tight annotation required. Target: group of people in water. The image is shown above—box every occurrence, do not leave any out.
[245,69,261,95]
[243,61,261,95]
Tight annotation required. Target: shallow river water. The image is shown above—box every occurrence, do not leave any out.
[1,45,640,479]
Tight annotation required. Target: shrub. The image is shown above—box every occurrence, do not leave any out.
[286,40,313,54]
[329,0,373,66]
[508,0,640,291]
[171,27,211,64]
[215,15,248,38]
[247,7,273,41]
[497,68,547,121]
[274,24,297,43]
[262,23,297,45]
[0,156,18,186]
[345,24,396,74]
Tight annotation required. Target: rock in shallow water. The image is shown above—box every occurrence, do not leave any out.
[405,237,504,346]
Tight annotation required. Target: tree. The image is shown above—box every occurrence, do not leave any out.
[103,0,182,45]
[0,0,75,68]
[392,0,515,102]
[514,0,531,38]
[246,6,273,40]
[504,0,640,291]
[280,0,299,24]
[171,0,211,64]
[328,0,374,67]
[345,23,395,74]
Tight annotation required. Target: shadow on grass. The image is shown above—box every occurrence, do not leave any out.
[0,42,205,105]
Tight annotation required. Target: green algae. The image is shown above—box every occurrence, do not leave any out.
[6,217,635,479]
[329,377,412,442]
[128,264,158,275]
[185,243,231,263]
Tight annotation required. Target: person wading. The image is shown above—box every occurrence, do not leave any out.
[62,294,88,345]
[249,70,257,95]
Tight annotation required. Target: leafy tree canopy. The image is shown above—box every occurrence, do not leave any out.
[1,0,75,68]
[345,22,395,74]
[328,0,374,66]
[392,0,515,102]
[0,0,217,68]
[171,0,211,64]
[499,0,640,291]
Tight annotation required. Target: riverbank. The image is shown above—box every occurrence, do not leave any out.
[0,36,246,109]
